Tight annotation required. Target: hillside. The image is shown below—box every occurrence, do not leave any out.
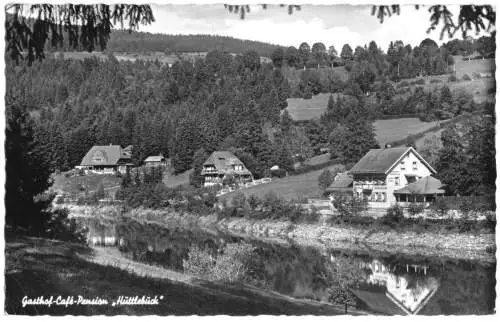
[51,173,122,196]
[285,57,495,122]
[282,66,349,87]
[220,164,344,203]
[107,31,282,58]
[374,118,442,147]
[164,169,193,188]
[54,51,271,65]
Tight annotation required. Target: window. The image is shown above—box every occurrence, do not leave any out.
[395,177,400,186]
[381,192,386,202]
[412,161,417,170]
[400,161,405,170]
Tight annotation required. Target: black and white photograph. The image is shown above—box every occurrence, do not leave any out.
[2,0,497,316]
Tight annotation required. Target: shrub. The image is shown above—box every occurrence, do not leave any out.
[247,194,260,211]
[383,204,404,225]
[486,245,496,254]
[55,194,66,204]
[462,73,472,81]
[459,198,476,219]
[407,202,425,217]
[203,191,218,208]
[472,72,481,79]
[182,245,215,277]
[183,242,256,283]
[430,198,449,218]
[332,194,368,218]
[448,74,458,82]
[270,168,287,178]
[318,169,334,190]
[414,78,426,85]
[397,80,410,88]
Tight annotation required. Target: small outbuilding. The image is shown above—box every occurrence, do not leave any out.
[144,154,168,167]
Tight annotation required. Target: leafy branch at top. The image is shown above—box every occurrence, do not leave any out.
[372,5,495,39]
[224,4,301,19]
[5,4,155,65]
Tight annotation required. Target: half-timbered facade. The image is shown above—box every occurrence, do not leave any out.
[201,151,253,187]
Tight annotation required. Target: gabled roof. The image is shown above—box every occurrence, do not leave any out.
[350,289,408,315]
[144,155,165,163]
[80,145,131,166]
[202,151,251,174]
[394,176,445,195]
[349,147,436,175]
[325,172,353,193]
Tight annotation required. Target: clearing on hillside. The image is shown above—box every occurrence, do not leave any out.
[286,93,340,121]
[453,56,495,77]
[374,118,442,146]
[220,164,344,203]
[52,173,122,196]
[164,169,193,188]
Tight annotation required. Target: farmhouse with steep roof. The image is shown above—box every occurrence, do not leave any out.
[345,146,444,205]
[77,144,133,175]
[201,151,253,187]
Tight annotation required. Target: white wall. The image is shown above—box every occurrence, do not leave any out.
[385,151,433,203]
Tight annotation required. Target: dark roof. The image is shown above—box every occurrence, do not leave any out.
[350,289,408,315]
[202,151,251,175]
[325,172,353,193]
[394,176,445,195]
[144,155,165,163]
[80,145,131,166]
[349,147,435,175]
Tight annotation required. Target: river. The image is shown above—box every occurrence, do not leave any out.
[78,216,496,315]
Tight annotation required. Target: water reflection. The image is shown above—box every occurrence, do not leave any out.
[352,259,439,315]
[79,217,495,315]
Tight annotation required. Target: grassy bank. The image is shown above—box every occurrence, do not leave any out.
[5,233,358,315]
[69,205,496,263]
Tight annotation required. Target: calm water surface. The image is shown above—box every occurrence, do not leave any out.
[80,217,496,315]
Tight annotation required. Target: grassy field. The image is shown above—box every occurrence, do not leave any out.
[286,93,343,120]
[52,173,122,196]
[373,118,442,146]
[5,234,351,315]
[453,56,495,77]
[415,128,445,150]
[221,164,344,203]
[305,153,331,166]
[163,169,193,188]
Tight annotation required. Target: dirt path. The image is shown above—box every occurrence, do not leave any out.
[6,234,364,315]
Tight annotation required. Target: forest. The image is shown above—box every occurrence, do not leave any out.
[106,31,282,58]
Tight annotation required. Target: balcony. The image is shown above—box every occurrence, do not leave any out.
[202,168,219,174]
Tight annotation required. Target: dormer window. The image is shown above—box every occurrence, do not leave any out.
[400,161,405,170]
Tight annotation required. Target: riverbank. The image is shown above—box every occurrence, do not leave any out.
[5,233,362,315]
[68,205,496,263]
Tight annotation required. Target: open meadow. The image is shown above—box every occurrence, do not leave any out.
[373,118,442,146]
[220,164,344,203]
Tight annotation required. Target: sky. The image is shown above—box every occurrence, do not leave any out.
[140,4,474,52]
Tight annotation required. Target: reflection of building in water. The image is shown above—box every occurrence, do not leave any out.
[352,259,439,315]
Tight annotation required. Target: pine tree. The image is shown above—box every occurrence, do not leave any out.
[189,148,209,188]
[172,116,200,173]
[5,104,54,233]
